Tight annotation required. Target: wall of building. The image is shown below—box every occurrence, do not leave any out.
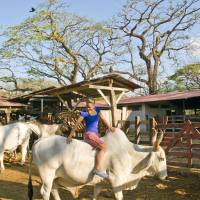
[101,109,122,127]
[120,101,183,131]
[125,103,147,131]
[145,100,183,118]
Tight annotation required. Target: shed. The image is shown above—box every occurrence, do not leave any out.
[0,95,28,124]
[39,74,141,126]
[9,87,82,121]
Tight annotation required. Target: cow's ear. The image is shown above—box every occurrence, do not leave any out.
[131,152,155,174]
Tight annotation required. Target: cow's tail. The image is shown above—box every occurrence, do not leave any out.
[28,146,33,200]
[27,138,30,158]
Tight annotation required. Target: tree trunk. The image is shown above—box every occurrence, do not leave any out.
[143,56,158,95]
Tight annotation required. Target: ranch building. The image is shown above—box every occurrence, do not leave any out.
[71,90,200,131]
[0,95,28,124]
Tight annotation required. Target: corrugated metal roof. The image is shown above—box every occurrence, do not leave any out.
[0,100,27,107]
[9,86,57,101]
[9,87,82,102]
[0,95,7,100]
[118,90,200,104]
[71,90,200,108]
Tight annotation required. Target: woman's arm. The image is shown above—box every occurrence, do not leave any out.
[66,115,84,144]
[99,111,116,132]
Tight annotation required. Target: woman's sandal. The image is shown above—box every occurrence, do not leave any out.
[94,169,108,178]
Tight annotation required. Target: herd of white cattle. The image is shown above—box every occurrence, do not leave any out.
[0,116,168,200]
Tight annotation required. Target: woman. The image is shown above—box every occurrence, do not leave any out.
[66,97,115,178]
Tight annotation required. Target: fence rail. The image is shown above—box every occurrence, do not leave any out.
[156,117,200,169]
[118,116,200,169]
[117,116,155,145]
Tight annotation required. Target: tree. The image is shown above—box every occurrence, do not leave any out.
[0,0,115,93]
[106,0,200,94]
[0,61,61,95]
[159,63,200,92]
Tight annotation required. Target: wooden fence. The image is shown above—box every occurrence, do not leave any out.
[55,111,107,138]
[117,116,155,145]
[157,118,200,169]
[117,116,200,169]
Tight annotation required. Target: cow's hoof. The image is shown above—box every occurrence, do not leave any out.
[19,164,23,167]
[0,169,4,173]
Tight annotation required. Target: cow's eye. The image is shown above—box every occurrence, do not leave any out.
[159,157,165,161]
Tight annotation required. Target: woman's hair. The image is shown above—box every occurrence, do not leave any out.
[86,97,95,104]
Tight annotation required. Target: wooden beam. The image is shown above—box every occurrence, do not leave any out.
[57,95,72,112]
[97,89,111,107]
[72,97,85,112]
[165,122,188,154]
[52,85,89,96]
[81,79,110,87]
[112,79,135,91]
[116,91,125,104]
[89,85,129,92]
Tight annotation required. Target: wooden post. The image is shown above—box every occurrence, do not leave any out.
[66,93,72,109]
[41,98,44,117]
[122,107,127,120]
[149,117,155,145]
[109,79,117,127]
[135,116,140,144]
[187,121,192,168]
[183,99,186,122]
[123,120,131,134]
[5,107,11,124]
[57,95,72,112]
[72,97,84,112]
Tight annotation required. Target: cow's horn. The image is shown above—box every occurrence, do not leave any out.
[154,129,164,151]
[151,128,157,145]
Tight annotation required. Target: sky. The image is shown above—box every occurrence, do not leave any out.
[0,0,123,29]
[0,0,199,91]
[0,0,199,61]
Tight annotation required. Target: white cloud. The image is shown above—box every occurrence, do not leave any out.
[189,37,200,58]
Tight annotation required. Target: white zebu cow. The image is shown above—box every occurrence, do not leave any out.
[6,116,37,162]
[28,128,167,200]
[0,123,30,173]
[26,121,71,138]
[18,115,37,122]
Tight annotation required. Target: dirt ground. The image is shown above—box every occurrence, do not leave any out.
[0,154,200,200]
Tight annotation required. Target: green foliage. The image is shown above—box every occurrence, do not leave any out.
[111,0,200,95]
[0,0,113,89]
[186,109,200,115]
[158,64,200,93]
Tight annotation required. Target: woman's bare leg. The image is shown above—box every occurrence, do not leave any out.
[96,144,107,172]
